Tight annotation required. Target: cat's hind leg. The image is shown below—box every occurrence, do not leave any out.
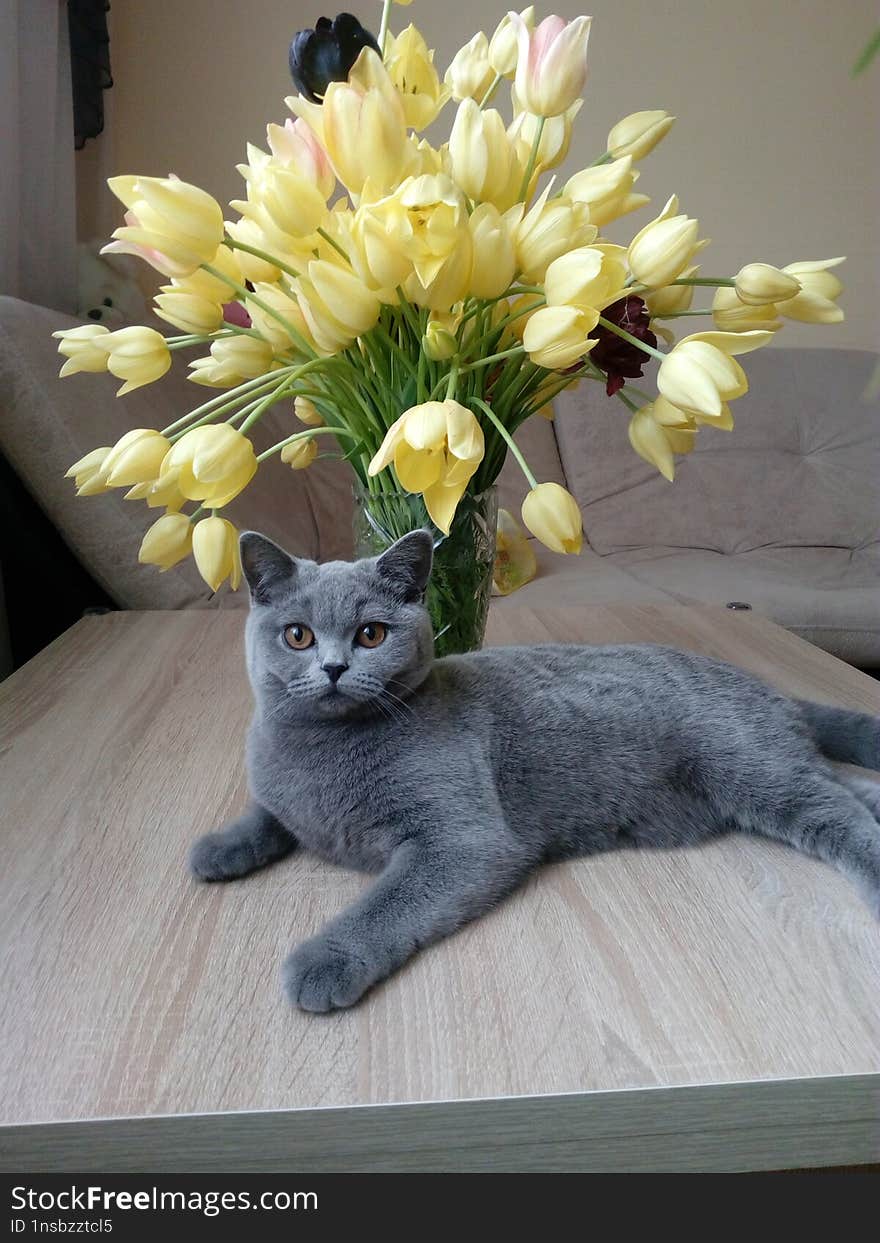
[834,772,880,824]
[190,801,297,882]
[748,774,880,917]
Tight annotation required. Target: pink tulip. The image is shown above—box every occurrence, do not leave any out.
[510,11,592,118]
[267,117,335,199]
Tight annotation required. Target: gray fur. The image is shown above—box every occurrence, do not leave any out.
[189,530,880,1012]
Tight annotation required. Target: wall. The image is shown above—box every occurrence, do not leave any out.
[89,0,879,350]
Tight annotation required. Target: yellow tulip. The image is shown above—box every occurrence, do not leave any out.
[775,258,845,323]
[243,282,316,353]
[320,48,412,197]
[521,482,583,554]
[657,330,773,420]
[101,326,171,396]
[446,100,522,210]
[712,286,782,333]
[510,13,592,118]
[628,195,709,290]
[104,428,171,487]
[138,511,193,572]
[565,156,650,230]
[104,175,224,278]
[510,186,595,283]
[628,401,698,482]
[154,289,224,335]
[281,437,319,470]
[493,508,538,595]
[65,446,113,496]
[160,423,258,507]
[508,98,582,172]
[522,305,597,369]
[296,259,381,353]
[396,175,473,311]
[224,217,282,283]
[165,243,243,303]
[125,472,188,511]
[506,292,544,341]
[189,335,275,390]
[53,324,111,377]
[266,117,335,199]
[468,203,516,299]
[488,8,535,78]
[544,244,628,314]
[192,516,242,592]
[386,25,450,130]
[368,399,485,534]
[350,196,413,292]
[295,396,324,426]
[423,311,460,361]
[733,263,801,307]
[235,143,328,240]
[444,32,495,103]
[607,110,675,160]
[646,265,698,317]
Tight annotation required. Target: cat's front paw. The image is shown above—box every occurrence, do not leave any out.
[283,936,375,1012]
[189,831,258,882]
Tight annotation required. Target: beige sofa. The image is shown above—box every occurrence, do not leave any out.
[2,295,878,664]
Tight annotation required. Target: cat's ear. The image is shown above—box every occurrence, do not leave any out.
[376,530,434,602]
[239,531,296,604]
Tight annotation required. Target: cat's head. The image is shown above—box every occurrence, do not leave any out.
[240,529,435,724]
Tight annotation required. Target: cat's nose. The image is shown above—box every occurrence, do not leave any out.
[322,662,347,684]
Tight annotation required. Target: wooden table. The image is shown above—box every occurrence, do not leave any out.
[1,605,879,1172]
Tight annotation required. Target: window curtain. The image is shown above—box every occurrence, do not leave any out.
[0,1,77,312]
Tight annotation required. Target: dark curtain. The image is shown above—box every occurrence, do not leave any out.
[68,1,112,150]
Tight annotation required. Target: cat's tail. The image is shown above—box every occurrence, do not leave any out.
[797,700,879,770]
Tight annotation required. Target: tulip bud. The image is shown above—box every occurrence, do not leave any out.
[522,305,598,369]
[627,195,709,290]
[385,25,450,130]
[192,516,242,592]
[281,437,319,470]
[101,326,171,396]
[105,175,225,278]
[628,402,696,482]
[224,217,282,283]
[447,100,521,209]
[444,32,495,102]
[468,203,516,299]
[488,8,535,78]
[510,13,591,118]
[775,258,845,324]
[104,428,172,487]
[607,110,675,160]
[509,98,582,172]
[733,263,801,307]
[139,512,193,572]
[321,49,412,197]
[162,423,258,507]
[297,259,381,353]
[295,395,324,426]
[657,330,773,420]
[646,266,698,318]
[712,287,782,334]
[423,313,459,361]
[512,187,595,282]
[65,446,113,496]
[565,156,650,230]
[266,117,335,200]
[544,244,628,313]
[521,482,583,555]
[53,324,111,378]
[154,289,224,335]
[350,198,413,292]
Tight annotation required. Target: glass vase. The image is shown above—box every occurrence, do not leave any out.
[353,484,498,658]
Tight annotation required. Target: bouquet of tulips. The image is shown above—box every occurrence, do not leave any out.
[54,1,844,649]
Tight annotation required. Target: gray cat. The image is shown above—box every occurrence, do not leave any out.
[189,530,880,1012]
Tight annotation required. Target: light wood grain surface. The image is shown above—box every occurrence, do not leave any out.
[1,605,879,1171]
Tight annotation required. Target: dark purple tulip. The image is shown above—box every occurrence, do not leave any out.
[590,295,658,396]
[289,13,381,103]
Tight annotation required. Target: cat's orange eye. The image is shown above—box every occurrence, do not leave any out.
[283,623,315,650]
[356,622,387,649]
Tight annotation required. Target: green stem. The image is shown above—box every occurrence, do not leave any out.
[654,308,713,318]
[159,368,297,437]
[222,236,300,282]
[614,388,640,413]
[445,362,459,399]
[517,115,546,202]
[202,263,317,359]
[672,276,735,287]
[471,397,537,488]
[478,71,503,108]
[459,346,525,373]
[257,425,357,462]
[377,0,393,54]
[316,226,350,264]
[597,316,667,363]
[588,150,614,167]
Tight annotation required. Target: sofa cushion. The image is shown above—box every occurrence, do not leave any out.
[606,544,880,667]
[554,347,880,558]
[492,542,675,610]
